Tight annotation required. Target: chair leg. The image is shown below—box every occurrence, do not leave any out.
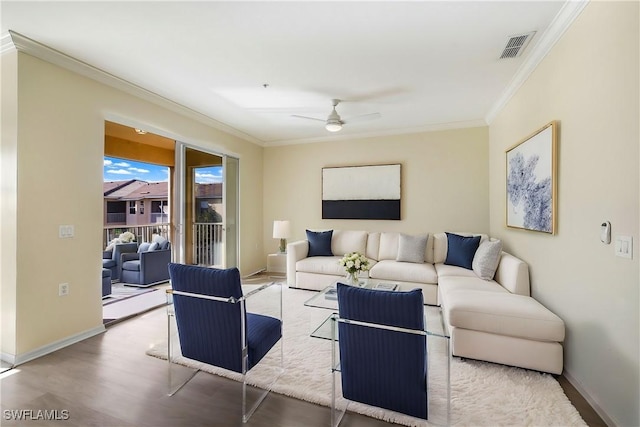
[167,304,198,396]
[330,315,347,427]
[241,338,285,423]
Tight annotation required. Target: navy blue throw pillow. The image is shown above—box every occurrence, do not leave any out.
[444,232,481,270]
[306,230,333,257]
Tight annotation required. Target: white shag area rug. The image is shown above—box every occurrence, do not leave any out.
[147,284,586,426]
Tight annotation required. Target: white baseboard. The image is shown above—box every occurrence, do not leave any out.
[2,325,106,366]
[563,368,616,427]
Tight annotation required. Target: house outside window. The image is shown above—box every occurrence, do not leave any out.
[129,201,136,214]
[140,200,144,214]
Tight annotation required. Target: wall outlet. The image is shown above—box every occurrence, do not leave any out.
[59,283,69,296]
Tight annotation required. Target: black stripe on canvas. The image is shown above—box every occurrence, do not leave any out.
[322,200,401,220]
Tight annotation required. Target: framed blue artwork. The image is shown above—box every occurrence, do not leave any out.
[506,121,557,234]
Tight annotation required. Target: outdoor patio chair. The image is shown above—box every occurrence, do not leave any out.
[120,241,171,287]
[102,242,138,281]
[166,263,283,423]
[331,283,428,426]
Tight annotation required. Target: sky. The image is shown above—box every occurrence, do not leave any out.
[103,157,223,184]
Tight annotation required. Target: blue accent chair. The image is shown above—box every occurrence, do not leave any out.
[167,263,283,423]
[120,242,171,287]
[332,283,427,425]
[102,242,138,281]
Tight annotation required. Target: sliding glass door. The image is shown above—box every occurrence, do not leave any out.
[174,143,239,268]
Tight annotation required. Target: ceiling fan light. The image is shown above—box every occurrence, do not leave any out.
[325,121,342,132]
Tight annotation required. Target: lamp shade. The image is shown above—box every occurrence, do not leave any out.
[273,220,291,239]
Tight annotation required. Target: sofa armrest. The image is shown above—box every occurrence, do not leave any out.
[494,251,530,296]
[286,240,309,287]
[139,249,172,284]
[103,250,113,260]
[121,253,140,262]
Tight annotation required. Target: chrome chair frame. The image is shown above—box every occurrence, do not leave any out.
[330,313,450,427]
[166,281,284,423]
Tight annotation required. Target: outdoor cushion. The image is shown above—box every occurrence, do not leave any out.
[102,259,116,269]
[122,260,141,271]
[138,242,152,253]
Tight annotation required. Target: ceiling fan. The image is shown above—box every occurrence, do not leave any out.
[291,99,381,132]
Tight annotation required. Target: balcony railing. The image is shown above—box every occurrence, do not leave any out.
[193,223,224,267]
[103,222,224,269]
[103,223,170,248]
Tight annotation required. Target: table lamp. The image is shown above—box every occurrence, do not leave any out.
[273,220,291,253]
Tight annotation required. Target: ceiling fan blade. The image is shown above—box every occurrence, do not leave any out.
[291,114,325,122]
[342,112,381,124]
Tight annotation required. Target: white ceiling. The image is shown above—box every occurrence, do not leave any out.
[1,1,580,146]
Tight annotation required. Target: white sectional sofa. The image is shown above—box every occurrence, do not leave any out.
[287,229,566,374]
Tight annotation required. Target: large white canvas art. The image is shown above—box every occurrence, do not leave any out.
[322,164,401,220]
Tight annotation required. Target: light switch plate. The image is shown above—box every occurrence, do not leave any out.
[615,235,633,259]
[59,225,74,238]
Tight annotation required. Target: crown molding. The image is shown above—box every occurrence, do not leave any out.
[4,30,264,146]
[265,118,487,147]
[1,32,16,55]
[484,0,589,124]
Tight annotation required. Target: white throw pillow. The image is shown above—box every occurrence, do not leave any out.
[472,239,503,280]
[396,233,428,264]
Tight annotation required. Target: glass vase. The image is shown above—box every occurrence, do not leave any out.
[345,271,360,286]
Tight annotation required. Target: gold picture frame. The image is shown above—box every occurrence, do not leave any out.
[505,121,558,234]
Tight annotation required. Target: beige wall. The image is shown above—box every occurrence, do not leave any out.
[1,50,19,356]
[263,127,489,254]
[489,2,639,426]
[2,52,264,361]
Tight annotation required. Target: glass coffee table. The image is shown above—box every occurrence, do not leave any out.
[303,280,450,425]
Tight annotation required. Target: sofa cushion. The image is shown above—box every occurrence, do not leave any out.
[472,239,503,280]
[438,275,508,299]
[306,230,334,257]
[444,232,480,270]
[332,230,368,256]
[445,290,565,342]
[378,232,399,260]
[396,233,428,264]
[297,256,358,276]
[369,260,437,284]
[433,232,488,264]
[435,263,479,278]
[366,232,381,261]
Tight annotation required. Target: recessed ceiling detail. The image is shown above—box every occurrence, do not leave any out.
[500,32,537,59]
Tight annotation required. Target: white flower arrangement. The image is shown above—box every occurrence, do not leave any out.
[338,252,370,275]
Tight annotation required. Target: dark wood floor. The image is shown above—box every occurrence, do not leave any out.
[1,303,606,427]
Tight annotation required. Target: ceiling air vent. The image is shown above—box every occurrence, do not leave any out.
[500,31,536,59]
